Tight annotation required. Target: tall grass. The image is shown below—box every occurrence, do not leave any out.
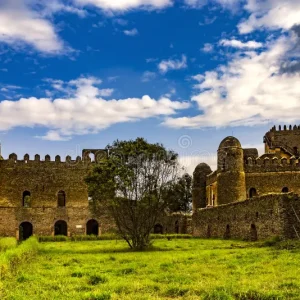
[0,237,17,252]
[2,239,300,299]
[0,237,39,279]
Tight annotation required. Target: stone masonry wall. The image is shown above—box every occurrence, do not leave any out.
[192,194,300,240]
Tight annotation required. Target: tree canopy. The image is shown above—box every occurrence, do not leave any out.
[85,138,179,250]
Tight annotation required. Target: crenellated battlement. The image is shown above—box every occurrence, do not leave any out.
[244,156,300,173]
[268,125,300,132]
[0,153,100,169]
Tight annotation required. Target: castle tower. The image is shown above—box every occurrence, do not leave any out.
[217,136,246,205]
[192,163,212,212]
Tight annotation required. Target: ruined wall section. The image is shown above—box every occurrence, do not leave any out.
[193,194,298,240]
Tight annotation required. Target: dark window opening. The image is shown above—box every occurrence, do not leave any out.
[207,225,211,238]
[282,187,289,193]
[250,224,258,241]
[294,147,298,156]
[249,188,257,198]
[175,220,179,234]
[224,224,230,239]
[22,191,31,208]
[58,191,66,207]
[256,212,259,219]
[154,224,163,234]
[86,219,99,236]
[19,222,33,241]
[54,220,68,236]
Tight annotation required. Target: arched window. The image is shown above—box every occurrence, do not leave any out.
[23,191,31,207]
[154,224,163,234]
[282,187,289,193]
[249,188,257,198]
[58,191,66,207]
[19,222,33,240]
[54,220,68,236]
[86,219,99,236]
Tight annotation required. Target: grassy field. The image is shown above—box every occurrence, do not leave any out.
[1,238,300,300]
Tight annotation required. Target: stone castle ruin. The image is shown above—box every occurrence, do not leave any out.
[192,125,300,240]
[1,125,300,241]
[0,149,188,240]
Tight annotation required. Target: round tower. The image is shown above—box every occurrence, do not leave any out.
[217,136,246,205]
[192,163,212,212]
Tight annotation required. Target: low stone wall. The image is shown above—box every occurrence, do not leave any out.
[193,193,300,240]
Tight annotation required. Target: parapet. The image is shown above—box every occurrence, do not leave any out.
[0,153,93,169]
[244,156,300,173]
[268,125,300,132]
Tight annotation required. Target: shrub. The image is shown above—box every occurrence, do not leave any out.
[0,238,17,252]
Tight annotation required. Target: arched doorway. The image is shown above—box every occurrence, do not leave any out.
[250,224,258,241]
[224,224,230,239]
[54,220,68,236]
[249,188,257,198]
[282,187,289,193]
[154,224,163,234]
[86,219,99,236]
[19,222,33,240]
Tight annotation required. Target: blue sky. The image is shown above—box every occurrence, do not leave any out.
[1,0,300,172]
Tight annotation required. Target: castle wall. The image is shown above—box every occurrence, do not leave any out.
[193,194,300,240]
[0,207,116,238]
[0,157,91,208]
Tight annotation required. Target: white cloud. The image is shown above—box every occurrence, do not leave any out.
[74,0,172,11]
[239,0,300,34]
[184,0,240,9]
[0,0,64,53]
[158,55,187,74]
[141,71,156,82]
[220,39,263,49]
[164,34,300,129]
[123,28,139,36]
[0,76,189,141]
[202,43,214,53]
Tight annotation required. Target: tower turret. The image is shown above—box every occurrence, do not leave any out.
[192,163,212,212]
[217,136,246,205]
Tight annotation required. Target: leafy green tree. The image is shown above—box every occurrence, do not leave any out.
[163,173,192,213]
[85,138,179,250]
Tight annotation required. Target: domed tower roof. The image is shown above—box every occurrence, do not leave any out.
[194,162,212,173]
[194,163,212,176]
[218,136,241,150]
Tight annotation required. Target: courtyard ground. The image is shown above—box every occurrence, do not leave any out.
[1,238,300,299]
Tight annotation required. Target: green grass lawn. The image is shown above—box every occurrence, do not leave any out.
[1,239,300,299]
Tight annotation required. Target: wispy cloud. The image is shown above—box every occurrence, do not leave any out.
[123,28,139,36]
[201,43,214,53]
[141,71,156,82]
[158,55,187,74]
[220,39,263,49]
